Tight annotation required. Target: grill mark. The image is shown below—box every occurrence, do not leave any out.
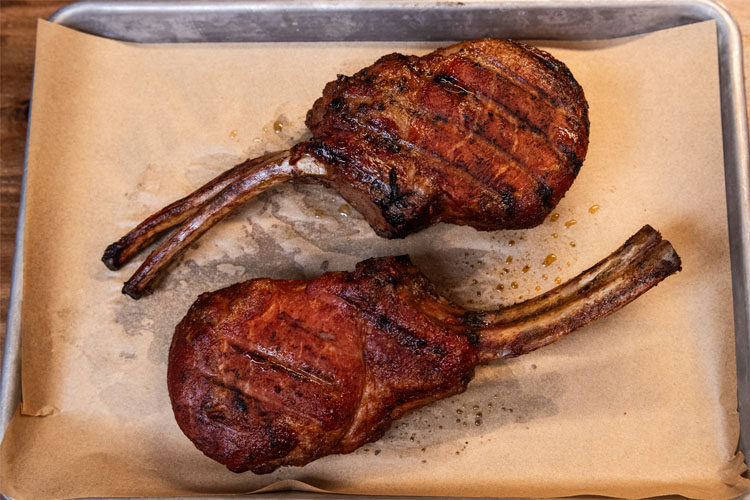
[426,62,577,174]
[334,69,530,201]
[433,73,474,94]
[311,139,350,165]
[332,292,445,358]
[442,77,571,170]
[315,85,508,214]
[462,45,581,118]
[204,373,326,425]
[338,107,512,214]
[312,128,392,200]
[345,74,545,210]
[422,75,569,185]
[507,40,584,108]
[388,59,547,182]
[426,52,583,170]
[437,43,578,121]
[227,342,336,387]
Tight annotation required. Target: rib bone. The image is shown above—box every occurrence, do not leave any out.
[118,151,330,298]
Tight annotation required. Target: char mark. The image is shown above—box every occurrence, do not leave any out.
[466,332,480,346]
[534,182,554,209]
[499,184,516,217]
[434,73,472,94]
[311,140,350,165]
[334,292,445,357]
[436,52,584,173]
[343,73,542,211]
[233,389,248,413]
[463,44,580,117]
[228,343,336,387]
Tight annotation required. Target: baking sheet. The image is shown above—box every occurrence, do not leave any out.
[0,17,748,500]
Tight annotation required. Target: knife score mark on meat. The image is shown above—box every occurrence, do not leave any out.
[101,39,590,298]
[168,225,680,473]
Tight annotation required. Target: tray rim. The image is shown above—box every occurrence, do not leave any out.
[1,0,748,498]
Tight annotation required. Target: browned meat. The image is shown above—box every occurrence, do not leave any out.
[168,225,679,474]
[103,39,589,299]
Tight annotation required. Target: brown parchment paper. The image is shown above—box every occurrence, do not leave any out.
[1,18,748,500]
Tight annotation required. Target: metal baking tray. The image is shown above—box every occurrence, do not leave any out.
[2,0,748,497]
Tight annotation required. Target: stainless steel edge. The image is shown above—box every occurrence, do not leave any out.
[2,0,748,495]
[705,0,750,464]
[0,75,31,441]
[711,0,750,460]
[45,0,750,43]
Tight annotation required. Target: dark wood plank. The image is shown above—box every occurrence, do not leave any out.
[1,1,72,359]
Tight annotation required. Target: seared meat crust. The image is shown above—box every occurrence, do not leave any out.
[168,257,477,473]
[304,39,589,237]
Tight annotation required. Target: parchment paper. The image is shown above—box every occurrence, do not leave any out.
[1,19,747,500]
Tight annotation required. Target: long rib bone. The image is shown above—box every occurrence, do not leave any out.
[106,151,330,299]
[474,225,680,362]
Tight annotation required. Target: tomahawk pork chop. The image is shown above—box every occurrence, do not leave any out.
[168,225,678,473]
[103,39,589,298]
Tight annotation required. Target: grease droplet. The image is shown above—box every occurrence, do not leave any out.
[508,240,515,246]
[542,274,548,280]
[229,129,238,139]
[535,285,541,291]
[543,254,557,267]
[510,281,519,289]
[273,120,284,133]
[565,219,577,228]
[555,277,562,284]
[338,204,351,216]
[314,209,324,217]
[589,204,600,214]
[522,265,530,273]
[550,213,560,222]
[496,284,505,291]
[570,241,577,247]
[506,256,513,264]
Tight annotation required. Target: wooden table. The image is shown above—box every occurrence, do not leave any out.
[1,0,749,357]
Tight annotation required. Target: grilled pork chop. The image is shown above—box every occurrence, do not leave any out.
[168,225,679,473]
[103,39,589,298]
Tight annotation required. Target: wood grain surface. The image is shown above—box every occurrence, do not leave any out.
[1,0,749,358]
